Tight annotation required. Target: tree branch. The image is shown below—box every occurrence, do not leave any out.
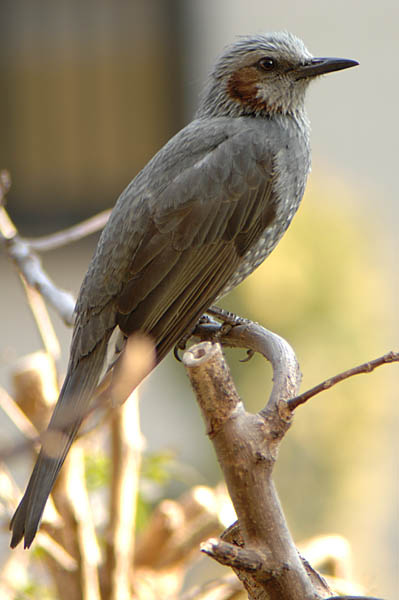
[287,351,399,410]
[104,390,142,600]
[186,319,392,599]
[25,209,111,252]
[0,211,76,326]
[183,341,320,600]
[0,170,82,327]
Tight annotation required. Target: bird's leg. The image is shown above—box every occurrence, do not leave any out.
[206,306,255,362]
[206,305,248,329]
[195,306,255,360]
[174,307,253,362]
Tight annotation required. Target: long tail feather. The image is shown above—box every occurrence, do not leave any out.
[10,339,108,548]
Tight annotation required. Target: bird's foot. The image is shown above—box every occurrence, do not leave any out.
[174,308,252,362]
[205,306,255,362]
[206,305,248,328]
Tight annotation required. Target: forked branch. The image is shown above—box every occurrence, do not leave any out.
[183,341,321,600]
[184,319,391,599]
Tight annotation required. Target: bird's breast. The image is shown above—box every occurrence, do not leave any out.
[219,116,310,297]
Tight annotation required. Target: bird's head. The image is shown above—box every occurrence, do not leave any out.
[197,32,358,118]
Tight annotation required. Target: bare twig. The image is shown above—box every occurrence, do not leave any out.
[287,351,399,410]
[18,279,61,358]
[36,531,78,572]
[0,387,38,441]
[0,174,109,334]
[0,171,76,326]
[103,336,154,599]
[0,221,76,327]
[25,209,111,252]
[2,230,76,326]
[65,446,102,600]
[105,390,142,600]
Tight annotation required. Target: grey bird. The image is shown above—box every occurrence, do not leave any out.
[10,31,358,548]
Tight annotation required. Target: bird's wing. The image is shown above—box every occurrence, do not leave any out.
[72,117,279,364]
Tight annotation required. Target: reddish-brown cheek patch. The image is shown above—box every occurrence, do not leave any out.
[227,67,285,115]
[227,66,260,104]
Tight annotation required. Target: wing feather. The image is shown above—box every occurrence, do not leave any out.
[73,118,278,364]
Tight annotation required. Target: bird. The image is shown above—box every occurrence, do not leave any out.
[10,31,358,548]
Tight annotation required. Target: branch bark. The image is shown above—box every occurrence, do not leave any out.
[183,341,323,600]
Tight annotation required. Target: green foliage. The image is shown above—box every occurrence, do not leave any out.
[135,450,177,531]
[15,582,55,600]
[84,452,110,491]
[141,449,176,485]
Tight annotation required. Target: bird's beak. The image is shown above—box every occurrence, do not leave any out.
[295,57,359,79]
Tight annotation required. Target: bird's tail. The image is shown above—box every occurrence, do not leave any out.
[10,339,108,549]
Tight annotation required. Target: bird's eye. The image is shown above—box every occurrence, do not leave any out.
[257,57,276,71]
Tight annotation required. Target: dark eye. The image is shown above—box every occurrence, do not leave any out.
[258,57,276,71]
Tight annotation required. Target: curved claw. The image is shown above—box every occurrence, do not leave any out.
[240,349,255,363]
[173,344,183,362]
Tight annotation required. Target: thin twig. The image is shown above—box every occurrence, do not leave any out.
[25,209,111,252]
[104,336,154,597]
[0,218,76,326]
[0,172,77,327]
[36,531,78,572]
[287,351,399,410]
[19,277,61,358]
[65,446,102,600]
[106,390,142,600]
[0,387,38,441]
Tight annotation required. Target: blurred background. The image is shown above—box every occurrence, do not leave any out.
[0,0,397,597]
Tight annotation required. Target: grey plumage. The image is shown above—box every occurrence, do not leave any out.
[10,31,357,548]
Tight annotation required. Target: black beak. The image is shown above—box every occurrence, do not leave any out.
[295,57,359,79]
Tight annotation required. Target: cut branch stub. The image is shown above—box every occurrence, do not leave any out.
[183,342,243,436]
[201,537,272,573]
